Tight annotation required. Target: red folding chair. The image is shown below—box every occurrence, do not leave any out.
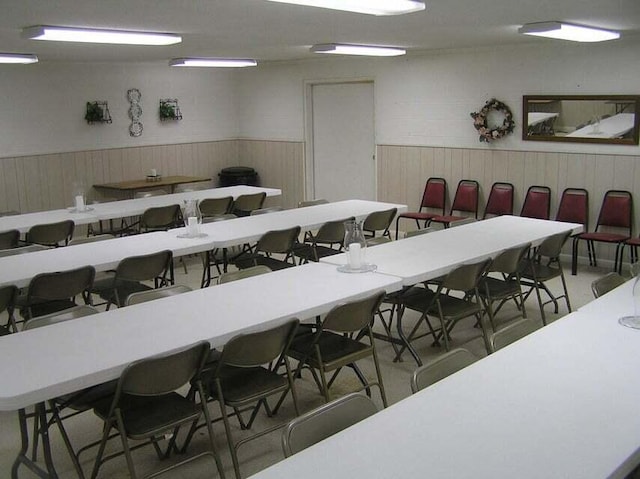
[554,188,589,275]
[430,180,479,228]
[482,182,514,219]
[520,185,551,220]
[395,177,447,239]
[573,190,632,274]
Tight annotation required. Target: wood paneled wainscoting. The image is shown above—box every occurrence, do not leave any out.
[377,144,640,271]
[0,139,306,216]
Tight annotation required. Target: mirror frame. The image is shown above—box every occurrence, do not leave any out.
[522,95,640,145]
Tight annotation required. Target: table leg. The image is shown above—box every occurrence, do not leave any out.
[394,303,423,367]
[12,404,59,479]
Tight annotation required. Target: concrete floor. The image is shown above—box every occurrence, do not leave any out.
[0,253,622,479]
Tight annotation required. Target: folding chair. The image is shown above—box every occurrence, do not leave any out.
[482,182,514,218]
[394,177,447,239]
[520,185,551,220]
[430,179,479,228]
[410,348,477,393]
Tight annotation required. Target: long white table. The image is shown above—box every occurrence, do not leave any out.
[0,199,406,288]
[566,113,635,139]
[0,185,281,234]
[0,262,402,478]
[249,279,640,479]
[321,216,582,363]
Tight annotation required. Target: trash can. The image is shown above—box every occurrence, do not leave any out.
[218,166,259,187]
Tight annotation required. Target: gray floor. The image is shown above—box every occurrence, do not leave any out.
[0,253,619,479]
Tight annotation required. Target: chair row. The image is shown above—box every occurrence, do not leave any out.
[396,177,640,275]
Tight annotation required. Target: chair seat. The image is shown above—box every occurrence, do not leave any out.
[479,277,521,300]
[21,299,77,320]
[293,244,341,262]
[626,237,640,246]
[98,281,154,306]
[236,255,296,271]
[289,331,371,370]
[579,232,629,243]
[211,366,288,405]
[521,263,561,283]
[400,286,437,312]
[436,295,481,319]
[430,215,466,224]
[398,211,440,221]
[94,392,200,439]
[56,379,119,412]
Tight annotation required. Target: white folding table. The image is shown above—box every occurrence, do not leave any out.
[0,199,406,288]
[321,216,583,363]
[0,262,403,477]
[566,113,635,139]
[0,185,281,234]
[249,278,640,479]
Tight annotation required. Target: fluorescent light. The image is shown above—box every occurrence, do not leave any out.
[311,43,406,57]
[518,22,620,42]
[169,58,258,68]
[0,53,38,64]
[267,0,425,16]
[23,25,181,45]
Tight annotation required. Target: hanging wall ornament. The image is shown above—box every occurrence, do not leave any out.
[127,88,143,137]
[470,98,515,143]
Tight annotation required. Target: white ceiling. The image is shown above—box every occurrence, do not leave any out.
[1,0,639,64]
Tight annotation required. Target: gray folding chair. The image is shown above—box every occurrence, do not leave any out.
[363,208,397,245]
[287,291,388,406]
[217,265,272,284]
[26,220,75,247]
[591,272,626,298]
[489,318,538,353]
[199,196,234,219]
[282,393,378,457]
[0,229,20,249]
[125,284,192,306]
[293,218,351,264]
[0,285,18,333]
[410,348,477,393]
[231,192,266,217]
[90,342,225,479]
[298,199,329,208]
[235,226,301,271]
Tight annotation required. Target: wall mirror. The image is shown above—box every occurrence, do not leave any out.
[523,95,640,145]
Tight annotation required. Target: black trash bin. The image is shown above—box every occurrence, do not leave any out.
[218,166,259,187]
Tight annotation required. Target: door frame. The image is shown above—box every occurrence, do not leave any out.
[303,78,377,201]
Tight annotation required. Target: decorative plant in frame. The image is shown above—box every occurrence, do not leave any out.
[159,99,182,121]
[84,101,112,124]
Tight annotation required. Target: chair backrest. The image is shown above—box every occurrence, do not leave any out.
[257,226,301,255]
[490,243,531,275]
[125,285,192,306]
[405,227,437,238]
[218,319,299,368]
[555,188,589,230]
[0,244,48,257]
[419,177,447,213]
[490,319,538,353]
[116,250,173,283]
[27,265,96,304]
[134,189,168,199]
[363,208,398,236]
[410,348,477,393]
[595,190,633,232]
[26,220,75,247]
[0,285,17,314]
[537,230,571,259]
[282,393,378,457]
[298,199,329,208]
[322,291,385,333]
[140,204,182,231]
[483,182,514,218]
[217,265,272,284]
[441,258,491,292]
[119,341,209,396]
[315,218,351,244]
[199,196,233,217]
[232,192,266,216]
[68,234,115,246]
[0,229,20,249]
[23,305,99,330]
[520,185,551,220]
[449,180,479,217]
[591,272,626,298]
[251,206,284,215]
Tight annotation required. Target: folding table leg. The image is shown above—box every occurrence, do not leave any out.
[394,305,423,366]
[12,403,59,479]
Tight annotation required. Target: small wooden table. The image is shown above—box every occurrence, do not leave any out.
[93,175,211,197]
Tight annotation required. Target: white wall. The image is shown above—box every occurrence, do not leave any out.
[0,62,239,157]
[236,36,640,156]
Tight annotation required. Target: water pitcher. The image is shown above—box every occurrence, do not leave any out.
[183,199,202,236]
[344,219,367,269]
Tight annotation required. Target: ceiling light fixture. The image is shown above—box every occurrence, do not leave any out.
[0,53,38,64]
[518,22,620,42]
[310,43,406,57]
[22,25,181,45]
[169,58,258,68]
[267,0,425,16]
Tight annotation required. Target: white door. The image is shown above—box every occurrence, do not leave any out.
[310,82,375,201]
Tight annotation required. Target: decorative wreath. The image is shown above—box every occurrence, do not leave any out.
[470,98,515,143]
